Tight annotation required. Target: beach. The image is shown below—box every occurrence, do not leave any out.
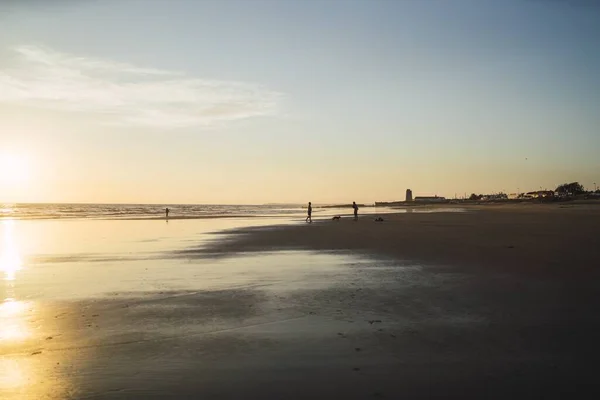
[200,203,600,275]
[1,204,600,399]
[3,0,599,398]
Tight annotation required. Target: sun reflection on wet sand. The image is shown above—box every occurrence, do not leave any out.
[0,297,75,400]
[0,298,31,342]
[0,355,76,400]
[0,297,26,316]
[0,358,28,391]
[0,295,36,398]
[1,219,30,343]
[0,219,74,399]
[1,220,22,281]
[1,219,29,344]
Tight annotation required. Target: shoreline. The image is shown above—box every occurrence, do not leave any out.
[188,203,600,276]
[2,200,598,222]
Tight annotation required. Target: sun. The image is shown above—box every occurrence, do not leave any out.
[0,153,30,186]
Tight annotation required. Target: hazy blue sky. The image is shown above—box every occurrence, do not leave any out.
[1,0,599,203]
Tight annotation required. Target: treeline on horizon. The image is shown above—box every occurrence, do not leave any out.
[468,181,596,201]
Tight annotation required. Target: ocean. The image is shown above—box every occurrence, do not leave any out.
[0,203,307,220]
[0,203,462,221]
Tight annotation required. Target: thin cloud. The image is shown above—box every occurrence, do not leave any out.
[0,45,281,127]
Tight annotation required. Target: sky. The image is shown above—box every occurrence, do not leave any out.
[0,0,599,204]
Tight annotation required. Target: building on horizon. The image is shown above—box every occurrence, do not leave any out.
[481,193,508,201]
[405,189,413,202]
[525,190,554,199]
[414,195,446,203]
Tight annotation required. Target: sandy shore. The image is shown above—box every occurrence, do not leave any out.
[180,204,600,398]
[199,203,600,276]
[3,205,600,399]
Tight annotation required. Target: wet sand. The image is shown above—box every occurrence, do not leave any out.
[2,206,600,399]
[182,204,600,398]
[199,203,600,276]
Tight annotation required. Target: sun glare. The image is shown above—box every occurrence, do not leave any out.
[0,153,30,186]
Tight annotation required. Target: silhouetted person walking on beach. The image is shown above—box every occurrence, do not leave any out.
[353,201,358,221]
[165,207,169,219]
[306,202,312,223]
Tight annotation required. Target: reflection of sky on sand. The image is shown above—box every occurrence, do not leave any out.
[1,217,358,301]
[5,216,291,259]
[0,214,421,399]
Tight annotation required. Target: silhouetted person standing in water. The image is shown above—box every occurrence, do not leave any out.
[353,201,358,221]
[165,207,169,219]
[306,202,312,223]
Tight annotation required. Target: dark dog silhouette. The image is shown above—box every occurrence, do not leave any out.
[332,215,341,221]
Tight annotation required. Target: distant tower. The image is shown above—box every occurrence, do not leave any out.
[405,189,413,202]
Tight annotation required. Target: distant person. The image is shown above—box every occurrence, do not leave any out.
[165,207,169,219]
[306,202,312,223]
[352,201,358,221]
